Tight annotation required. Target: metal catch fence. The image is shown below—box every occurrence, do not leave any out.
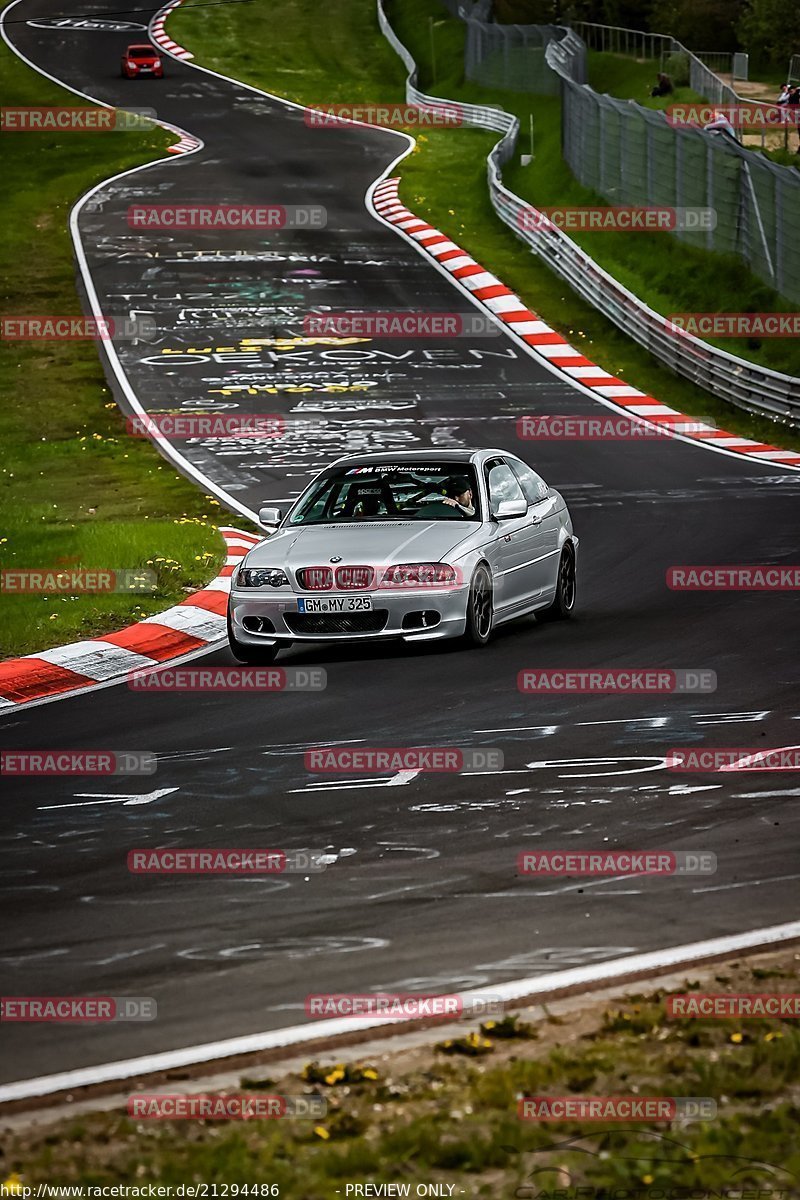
[375,0,800,427]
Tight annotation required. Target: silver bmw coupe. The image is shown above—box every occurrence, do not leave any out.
[227,449,578,662]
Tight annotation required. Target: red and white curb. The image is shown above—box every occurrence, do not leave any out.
[148,0,201,154]
[0,528,259,710]
[165,129,202,155]
[372,178,800,468]
[150,0,193,62]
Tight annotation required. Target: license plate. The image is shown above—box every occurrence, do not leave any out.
[297,596,373,613]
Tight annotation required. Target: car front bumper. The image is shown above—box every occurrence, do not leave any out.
[228,583,471,645]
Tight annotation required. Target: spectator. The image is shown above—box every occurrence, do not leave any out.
[704,109,737,139]
[786,86,800,151]
[777,82,792,104]
[651,72,673,97]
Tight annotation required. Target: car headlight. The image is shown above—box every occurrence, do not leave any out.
[381,563,458,587]
[236,567,289,588]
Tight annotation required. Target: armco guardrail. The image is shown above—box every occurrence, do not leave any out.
[376,0,800,427]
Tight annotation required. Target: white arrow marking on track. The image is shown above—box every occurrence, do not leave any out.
[668,784,722,794]
[289,770,421,793]
[39,787,179,810]
[718,745,800,771]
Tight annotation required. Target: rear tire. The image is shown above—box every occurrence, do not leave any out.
[227,612,281,664]
[538,543,576,622]
[462,565,494,647]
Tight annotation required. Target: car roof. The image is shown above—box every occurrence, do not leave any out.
[328,449,512,467]
[127,43,157,51]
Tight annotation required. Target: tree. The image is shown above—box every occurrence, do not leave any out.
[649,0,745,51]
[738,0,797,68]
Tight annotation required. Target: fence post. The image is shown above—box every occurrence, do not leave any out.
[775,177,784,296]
[742,159,776,282]
[706,139,714,252]
[599,97,606,192]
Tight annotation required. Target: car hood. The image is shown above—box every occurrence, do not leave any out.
[244,522,477,569]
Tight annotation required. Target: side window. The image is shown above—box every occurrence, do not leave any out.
[508,458,549,504]
[487,462,525,511]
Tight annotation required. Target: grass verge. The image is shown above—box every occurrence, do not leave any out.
[587,49,800,167]
[0,47,230,660]
[169,0,800,453]
[587,49,704,110]
[393,0,800,382]
[3,950,799,1190]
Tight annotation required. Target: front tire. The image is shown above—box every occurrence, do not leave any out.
[462,564,494,647]
[538,542,576,622]
[227,612,280,664]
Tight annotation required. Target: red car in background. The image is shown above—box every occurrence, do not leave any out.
[121,44,163,78]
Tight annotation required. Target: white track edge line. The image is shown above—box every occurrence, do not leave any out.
[0,0,260,524]
[368,181,800,473]
[2,919,798,1103]
[1,7,798,1109]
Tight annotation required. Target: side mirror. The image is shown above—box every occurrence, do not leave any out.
[258,506,283,528]
[493,497,527,520]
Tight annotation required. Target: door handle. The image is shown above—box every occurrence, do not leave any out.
[531,514,543,526]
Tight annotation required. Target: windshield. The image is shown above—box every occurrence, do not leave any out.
[129,47,157,57]
[288,463,481,525]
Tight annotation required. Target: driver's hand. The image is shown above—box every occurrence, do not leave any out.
[442,497,456,507]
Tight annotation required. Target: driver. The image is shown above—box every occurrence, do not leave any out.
[442,475,476,517]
